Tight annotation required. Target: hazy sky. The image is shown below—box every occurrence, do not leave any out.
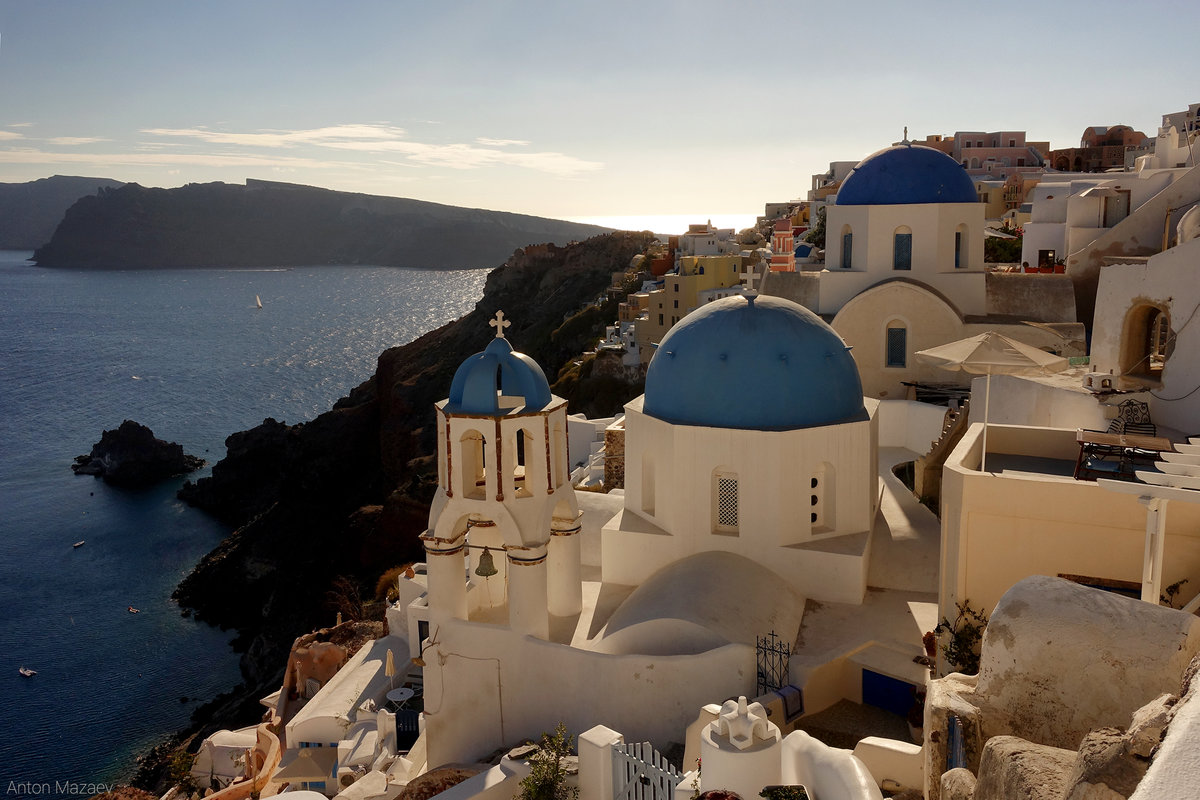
[0,0,1196,223]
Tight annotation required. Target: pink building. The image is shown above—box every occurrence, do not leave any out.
[908,131,1049,180]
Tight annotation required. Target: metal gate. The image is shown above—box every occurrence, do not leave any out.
[612,741,681,800]
[757,630,791,696]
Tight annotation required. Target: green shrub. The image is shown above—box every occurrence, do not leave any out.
[519,723,579,800]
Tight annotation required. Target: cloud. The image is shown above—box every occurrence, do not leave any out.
[0,147,364,172]
[476,137,530,147]
[47,137,108,146]
[8,122,34,128]
[0,124,603,179]
[141,124,408,149]
[137,124,602,177]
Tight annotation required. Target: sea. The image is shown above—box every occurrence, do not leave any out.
[0,251,489,795]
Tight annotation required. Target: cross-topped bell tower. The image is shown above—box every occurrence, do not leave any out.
[419,311,582,640]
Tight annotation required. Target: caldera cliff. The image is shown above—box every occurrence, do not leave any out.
[33,179,612,269]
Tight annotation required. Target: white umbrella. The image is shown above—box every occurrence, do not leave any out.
[915,331,1068,472]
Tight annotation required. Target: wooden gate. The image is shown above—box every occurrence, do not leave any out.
[612,741,681,800]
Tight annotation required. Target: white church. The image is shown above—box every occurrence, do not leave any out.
[400,296,890,769]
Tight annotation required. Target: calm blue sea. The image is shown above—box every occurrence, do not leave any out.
[0,251,488,794]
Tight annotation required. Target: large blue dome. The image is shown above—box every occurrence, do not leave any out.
[447,335,551,415]
[643,295,867,430]
[836,143,977,205]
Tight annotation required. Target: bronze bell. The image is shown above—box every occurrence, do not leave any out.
[475,546,498,577]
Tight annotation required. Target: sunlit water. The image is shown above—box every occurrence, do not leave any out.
[0,252,488,794]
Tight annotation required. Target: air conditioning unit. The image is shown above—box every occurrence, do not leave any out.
[1083,372,1115,391]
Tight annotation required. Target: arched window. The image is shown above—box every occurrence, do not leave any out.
[893,226,912,271]
[552,424,567,488]
[1120,305,1173,382]
[460,430,486,499]
[970,157,981,169]
[512,427,534,498]
[885,320,907,368]
[840,225,853,269]
[712,468,739,534]
[955,224,968,269]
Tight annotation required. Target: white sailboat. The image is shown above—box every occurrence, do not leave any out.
[255,295,263,309]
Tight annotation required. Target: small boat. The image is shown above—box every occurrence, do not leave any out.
[73,540,85,548]
[19,667,36,677]
[127,606,140,614]
[255,294,263,309]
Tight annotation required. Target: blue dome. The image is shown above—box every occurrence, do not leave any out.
[836,143,977,205]
[447,335,551,415]
[643,295,867,430]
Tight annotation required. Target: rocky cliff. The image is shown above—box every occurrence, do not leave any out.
[165,231,654,755]
[72,420,204,488]
[0,175,125,249]
[32,179,611,269]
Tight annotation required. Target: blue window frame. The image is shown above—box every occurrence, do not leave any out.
[841,232,853,269]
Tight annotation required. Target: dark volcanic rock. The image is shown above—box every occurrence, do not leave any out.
[72,420,204,488]
[33,179,612,269]
[0,175,124,250]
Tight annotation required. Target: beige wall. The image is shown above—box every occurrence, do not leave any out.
[831,282,1071,401]
[940,423,1200,623]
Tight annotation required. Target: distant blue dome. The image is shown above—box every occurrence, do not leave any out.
[447,335,551,415]
[837,143,977,205]
[643,295,866,430]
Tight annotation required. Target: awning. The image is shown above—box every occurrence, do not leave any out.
[272,747,338,782]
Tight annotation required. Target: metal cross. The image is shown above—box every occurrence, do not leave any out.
[489,310,510,338]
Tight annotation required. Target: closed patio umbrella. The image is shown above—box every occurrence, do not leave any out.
[915,331,1068,472]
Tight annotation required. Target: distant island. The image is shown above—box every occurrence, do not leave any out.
[0,175,125,249]
[32,179,614,269]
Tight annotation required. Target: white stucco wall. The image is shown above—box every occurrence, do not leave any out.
[420,619,754,768]
[966,373,1107,431]
[876,399,951,452]
[605,397,878,603]
[1090,237,1200,432]
[822,201,986,316]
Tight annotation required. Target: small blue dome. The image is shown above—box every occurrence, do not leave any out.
[447,335,551,415]
[837,143,977,205]
[643,295,866,430]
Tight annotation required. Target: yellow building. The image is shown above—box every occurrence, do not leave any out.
[634,254,748,364]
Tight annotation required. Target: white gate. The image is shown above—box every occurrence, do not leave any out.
[611,741,681,800]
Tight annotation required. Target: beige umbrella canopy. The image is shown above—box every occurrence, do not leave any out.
[915,331,1068,472]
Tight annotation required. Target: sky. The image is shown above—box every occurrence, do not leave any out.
[0,0,1197,231]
